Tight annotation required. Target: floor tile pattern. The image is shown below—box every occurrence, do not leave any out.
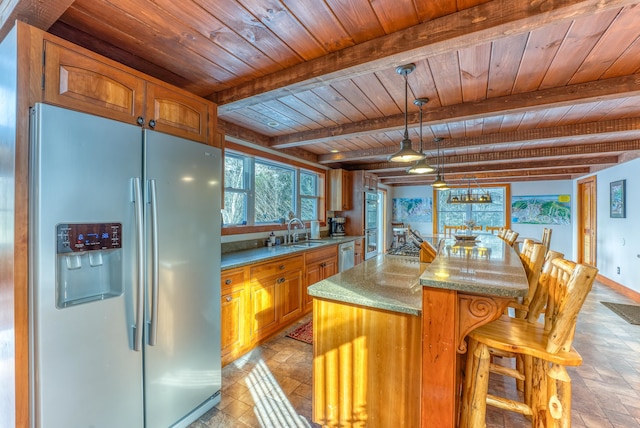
[190,281,640,427]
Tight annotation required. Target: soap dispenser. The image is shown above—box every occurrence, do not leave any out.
[269,231,276,246]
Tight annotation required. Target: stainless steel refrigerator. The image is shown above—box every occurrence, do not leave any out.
[29,103,221,427]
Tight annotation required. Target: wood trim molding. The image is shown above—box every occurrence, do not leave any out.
[224,141,325,174]
[598,274,640,304]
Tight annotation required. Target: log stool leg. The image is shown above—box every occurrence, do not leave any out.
[460,339,490,428]
[529,357,549,427]
[546,363,572,428]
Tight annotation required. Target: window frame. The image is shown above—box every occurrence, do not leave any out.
[222,141,326,236]
[432,184,511,235]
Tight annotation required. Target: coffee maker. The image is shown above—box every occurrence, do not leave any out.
[329,216,346,237]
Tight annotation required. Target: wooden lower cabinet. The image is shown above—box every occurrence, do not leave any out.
[221,268,249,366]
[249,255,304,343]
[221,246,347,366]
[354,238,364,265]
[304,246,338,312]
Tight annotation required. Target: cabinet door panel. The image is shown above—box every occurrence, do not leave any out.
[250,281,278,342]
[221,287,245,359]
[145,83,212,144]
[43,40,145,124]
[279,271,303,324]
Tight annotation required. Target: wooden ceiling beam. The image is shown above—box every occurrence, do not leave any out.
[331,140,639,170]
[219,119,319,164]
[214,0,637,113]
[316,116,640,163]
[0,0,75,40]
[273,74,640,150]
[387,174,578,186]
[357,155,618,172]
[376,167,591,181]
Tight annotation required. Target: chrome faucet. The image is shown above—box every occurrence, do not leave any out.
[287,217,307,244]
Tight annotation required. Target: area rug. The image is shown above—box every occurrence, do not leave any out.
[601,301,640,325]
[286,320,313,344]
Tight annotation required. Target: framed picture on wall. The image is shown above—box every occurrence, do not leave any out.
[610,179,626,218]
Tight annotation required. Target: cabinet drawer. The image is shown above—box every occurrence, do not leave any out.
[250,255,303,282]
[305,245,337,265]
[221,268,245,292]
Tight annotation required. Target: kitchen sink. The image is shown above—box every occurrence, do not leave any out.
[291,241,325,248]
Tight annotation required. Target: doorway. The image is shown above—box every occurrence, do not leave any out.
[577,176,597,265]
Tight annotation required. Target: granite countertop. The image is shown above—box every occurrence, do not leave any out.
[221,236,362,270]
[308,234,528,316]
[307,255,427,316]
[419,234,528,298]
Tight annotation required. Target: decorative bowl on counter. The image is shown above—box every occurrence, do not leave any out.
[454,234,478,241]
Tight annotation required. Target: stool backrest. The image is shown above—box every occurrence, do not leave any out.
[544,258,598,353]
[520,243,546,311]
[505,230,519,246]
[541,227,552,250]
[526,250,564,323]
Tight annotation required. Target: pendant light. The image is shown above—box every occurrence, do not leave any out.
[432,137,449,190]
[388,64,426,163]
[406,97,435,174]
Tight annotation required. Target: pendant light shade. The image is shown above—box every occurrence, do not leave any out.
[432,137,449,190]
[406,97,435,174]
[388,64,425,163]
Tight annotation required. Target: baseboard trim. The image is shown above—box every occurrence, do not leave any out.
[597,274,640,304]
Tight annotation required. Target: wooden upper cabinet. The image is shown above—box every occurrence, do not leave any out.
[43,40,145,124]
[42,35,215,145]
[328,169,352,211]
[145,82,213,144]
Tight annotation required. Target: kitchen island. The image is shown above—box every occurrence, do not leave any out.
[308,235,528,428]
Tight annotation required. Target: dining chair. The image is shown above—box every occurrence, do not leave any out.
[485,225,502,235]
[460,257,598,428]
[443,225,462,236]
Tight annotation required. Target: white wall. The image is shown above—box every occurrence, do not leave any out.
[386,185,435,251]
[510,181,574,258]
[578,157,640,293]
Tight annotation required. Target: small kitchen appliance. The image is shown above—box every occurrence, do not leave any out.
[330,216,347,237]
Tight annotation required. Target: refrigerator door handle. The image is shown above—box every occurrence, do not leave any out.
[133,177,145,352]
[148,179,159,346]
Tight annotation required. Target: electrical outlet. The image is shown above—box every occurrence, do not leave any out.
[617,266,621,274]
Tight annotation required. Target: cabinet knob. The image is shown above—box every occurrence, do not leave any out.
[148,119,156,128]
[279,264,285,270]
[136,116,144,126]
[225,295,232,302]
[225,279,232,285]
[277,277,285,284]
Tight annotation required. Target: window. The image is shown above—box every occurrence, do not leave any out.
[254,160,294,223]
[223,154,248,225]
[223,150,322,226]
[300,172,319,221]
[435,185,509,233]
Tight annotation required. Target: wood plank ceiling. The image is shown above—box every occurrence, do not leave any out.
[3,0,640,186]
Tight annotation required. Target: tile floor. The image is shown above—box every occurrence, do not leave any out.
[190,280,640,427]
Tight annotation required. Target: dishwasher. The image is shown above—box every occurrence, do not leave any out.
[338,241,355,272]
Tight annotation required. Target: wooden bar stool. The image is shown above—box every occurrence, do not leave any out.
[460,258,598,428]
